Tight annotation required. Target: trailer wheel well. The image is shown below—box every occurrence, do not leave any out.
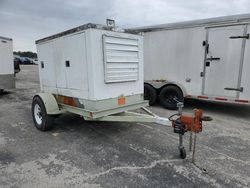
[144,82,155,88]
[158,84,184,97]
[33,93,62,115]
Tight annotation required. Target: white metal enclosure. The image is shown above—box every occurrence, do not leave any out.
[0,36,15,90]
[132,14,250,104]
[36,24,145,114]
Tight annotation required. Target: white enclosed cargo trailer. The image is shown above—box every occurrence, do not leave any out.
[0,36,15,93]
[131,14,250,109]
[33,23,212,159]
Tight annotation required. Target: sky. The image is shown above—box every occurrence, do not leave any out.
[0,0,250,52]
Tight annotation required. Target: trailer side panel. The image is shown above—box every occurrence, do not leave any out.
[144,27,205,96]
[0,38,15,89]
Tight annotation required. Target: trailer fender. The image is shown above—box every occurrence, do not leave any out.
[33,93,62,115]
[144,80,187,97]
[161,82,187,97]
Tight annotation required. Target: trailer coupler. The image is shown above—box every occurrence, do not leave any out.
[170,103,212,160]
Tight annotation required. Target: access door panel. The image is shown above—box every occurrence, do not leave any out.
[38,41,57,88]
[204,25,246,98]
[53,37,67,89]
[64,32,88,91]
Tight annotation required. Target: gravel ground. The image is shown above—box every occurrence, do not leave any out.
[0,65,249,188]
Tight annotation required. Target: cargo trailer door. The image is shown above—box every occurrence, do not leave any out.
[64,32,88,91]
[203,25,247,98]
[38,41,57,89]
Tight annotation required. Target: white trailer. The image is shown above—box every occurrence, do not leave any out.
[33,22,211,159]
[0,36,15,93]
[34,23,146,121]
[131,14,250,109]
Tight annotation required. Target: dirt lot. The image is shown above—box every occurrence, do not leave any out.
[0,65,249,188]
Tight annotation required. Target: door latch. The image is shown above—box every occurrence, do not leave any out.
[230,34,249,39]
[206,57,220,61]
[224,87,244,92]
[65,60,70,67]
[41,61,44,68]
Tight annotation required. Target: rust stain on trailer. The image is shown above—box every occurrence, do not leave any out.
[118,96,126,106]
[55,95,77,107]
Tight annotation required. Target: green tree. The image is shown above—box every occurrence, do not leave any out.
[14,51,37,59]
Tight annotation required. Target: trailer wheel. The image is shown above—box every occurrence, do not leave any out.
[159,86,184,110]
[144,84,157,105]
[32,96,54,131]
[0,89,4,95]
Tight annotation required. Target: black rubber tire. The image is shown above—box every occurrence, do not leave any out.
[144,84,157,106]
[32,96,54,131]
[159,86,184,110]
[0,89,4,95]
[179,147,186,159]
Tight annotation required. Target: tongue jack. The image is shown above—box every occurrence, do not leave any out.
[170,102,212,160]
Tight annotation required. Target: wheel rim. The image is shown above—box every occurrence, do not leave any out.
[34,104,43,125]
[165,91,178,104]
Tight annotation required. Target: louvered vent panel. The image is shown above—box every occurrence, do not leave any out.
[103,35,139,83]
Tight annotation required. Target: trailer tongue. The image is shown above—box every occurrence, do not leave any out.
[84,102,212,160]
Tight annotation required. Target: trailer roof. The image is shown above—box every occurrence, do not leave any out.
[129,13,250,32]
[36,23,127,44]
[0,36,12,41]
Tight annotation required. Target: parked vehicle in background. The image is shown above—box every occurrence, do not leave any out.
[26,57,34,64]
[0,36,15,93]
[33,58,39,65]
[20,57,33,64]
[132,14,250,109]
